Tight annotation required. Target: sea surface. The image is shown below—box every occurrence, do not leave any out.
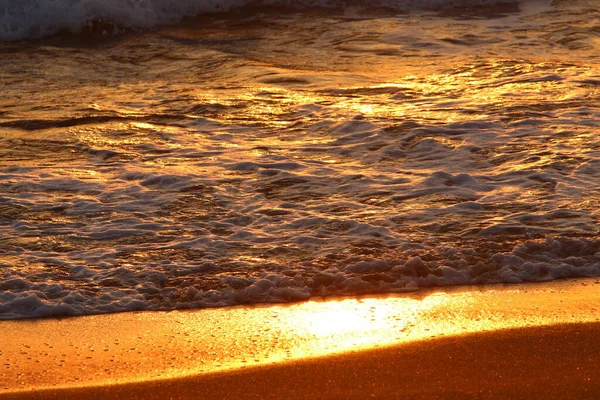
[0,0,599,319]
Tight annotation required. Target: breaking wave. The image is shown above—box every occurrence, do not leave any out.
[1,0,525,41]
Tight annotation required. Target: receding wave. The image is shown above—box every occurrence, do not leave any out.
[1,236,599,319]
[1,0,598,320]
[1,0,524,41]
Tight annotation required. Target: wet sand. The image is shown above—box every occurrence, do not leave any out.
[10,322,600,400]
[2,278,600,399]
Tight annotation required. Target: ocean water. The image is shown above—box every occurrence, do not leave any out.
[0,0,599,319]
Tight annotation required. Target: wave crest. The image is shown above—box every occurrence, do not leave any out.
[1,0,522,41]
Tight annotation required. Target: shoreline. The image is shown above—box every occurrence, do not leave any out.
[11,322,600,400]
[2,278,600,398]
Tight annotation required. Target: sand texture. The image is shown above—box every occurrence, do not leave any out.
[2,278,600,399]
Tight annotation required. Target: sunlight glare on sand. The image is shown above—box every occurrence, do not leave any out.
[283,294,454,353]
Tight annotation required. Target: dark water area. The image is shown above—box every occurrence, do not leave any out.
[0,0,599,319]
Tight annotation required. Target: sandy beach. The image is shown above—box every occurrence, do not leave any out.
[2,278,600,399]
[2,0,599,398]
[12,323,600,400]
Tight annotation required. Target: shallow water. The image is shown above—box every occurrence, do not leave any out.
[1,0,599,319]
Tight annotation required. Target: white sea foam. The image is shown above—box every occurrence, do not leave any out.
[1,236,599,319]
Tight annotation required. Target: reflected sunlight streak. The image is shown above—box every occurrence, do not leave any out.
[278,294,457,357]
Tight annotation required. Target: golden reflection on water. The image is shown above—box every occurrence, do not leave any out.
[188,60,580,131]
